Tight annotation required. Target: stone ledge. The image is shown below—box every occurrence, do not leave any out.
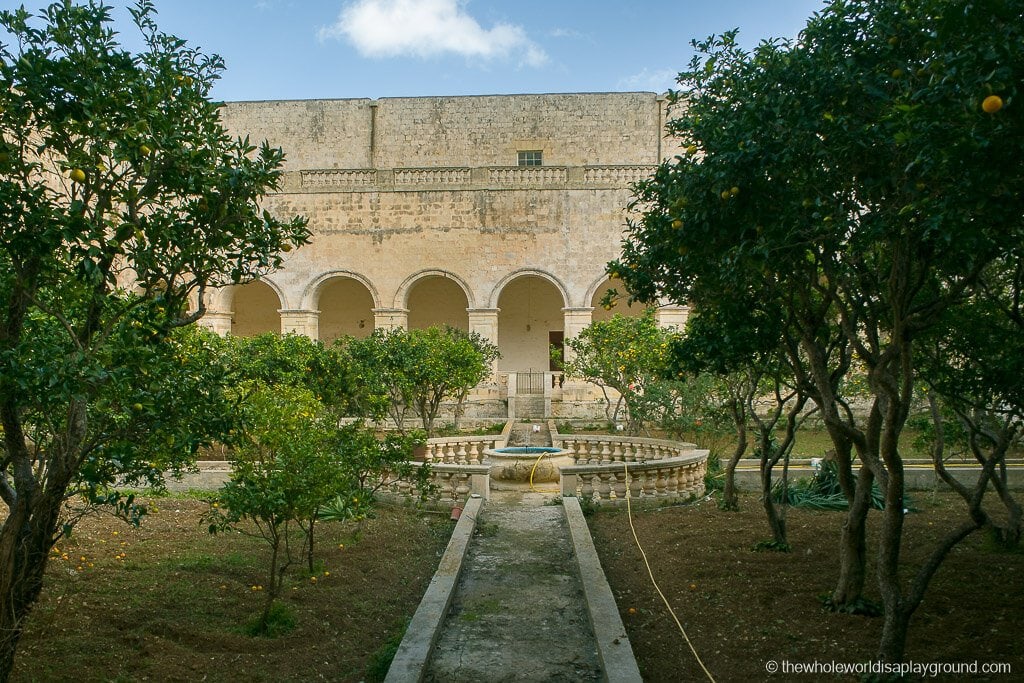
[563,496,644,683]
[385,495,483,683]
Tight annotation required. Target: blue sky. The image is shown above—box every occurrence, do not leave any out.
[3,0,827,102]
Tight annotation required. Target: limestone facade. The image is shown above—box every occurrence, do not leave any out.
[201,92,687,418]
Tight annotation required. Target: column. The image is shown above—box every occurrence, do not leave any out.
[373,308,409,331]
[198,311,232,336]
[561,307,594,365]
[560,307,594,400]
[279,309,320,339]
[467,308,500,370]
[467,308,501,406]
[656,304,690,331]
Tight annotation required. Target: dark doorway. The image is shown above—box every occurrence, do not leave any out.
[548,331,564,371]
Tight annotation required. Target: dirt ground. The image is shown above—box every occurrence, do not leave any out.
[589,492,1024,682]
[12,498,452,682]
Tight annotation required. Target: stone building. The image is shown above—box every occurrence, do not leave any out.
[200,92,687,418]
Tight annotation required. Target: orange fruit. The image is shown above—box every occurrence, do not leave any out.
[982,95,1003,113]
[671,219,683,229]
[69,168,86,183]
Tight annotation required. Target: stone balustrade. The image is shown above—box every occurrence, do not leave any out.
[553,434,699,465]
[283,164,658,194]
[386,431,708,509]
[560,451,708,506]
[421,436,505,465]
[382,463,490,508]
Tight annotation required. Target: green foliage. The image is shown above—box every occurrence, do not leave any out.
[364,620,409,683]
[0,1,308,671]
[209,385,342,536]
[221,332,357,417]
[753,539,791,553]
[773,460,892,511]
[242,602,296,639]
[563,311,679,434]
[341,326,499,434]
[612,0,1023,651]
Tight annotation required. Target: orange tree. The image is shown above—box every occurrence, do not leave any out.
[563,311,677,435]
[206,384,344,635]
[342,326,499,435]
[611,0,1022,664]
[0,1,307,675]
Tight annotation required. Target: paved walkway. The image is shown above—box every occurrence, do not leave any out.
[423,490,603,682]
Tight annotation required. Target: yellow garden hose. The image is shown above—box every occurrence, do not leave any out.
[528,450,560,493]
[623,459,716,683]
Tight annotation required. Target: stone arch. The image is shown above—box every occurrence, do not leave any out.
[306,271,379,343]
[494,271,569,372]
[585,274,649,323]
[397,269,474,331]
[229,279,284,337]
[301,270,382,310]
[488,268,569,309]
[394,269,477,310]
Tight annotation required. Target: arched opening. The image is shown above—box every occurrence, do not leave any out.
[590,277,648,323]
[496,275,565,372]
[407,276,469,331]
[317,277,375,343]
[231,281,281,337]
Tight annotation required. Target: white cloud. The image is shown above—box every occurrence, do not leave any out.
[319,0,547,67]
[617,67,679,93]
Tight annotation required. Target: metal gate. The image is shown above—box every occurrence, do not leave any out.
[515,371,546,395]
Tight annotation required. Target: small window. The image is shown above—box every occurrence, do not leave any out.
[517,150,543,166]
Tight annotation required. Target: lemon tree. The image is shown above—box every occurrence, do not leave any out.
[0,2,307,673]
[611,0,1022,664]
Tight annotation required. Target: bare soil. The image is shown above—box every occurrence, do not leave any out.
[12,498,452,682]
[589,492,1024,682]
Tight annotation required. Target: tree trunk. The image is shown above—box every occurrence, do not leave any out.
[260,531,282,631]
[830,465,873,610]
[877,604,912,664]
[760,458,787,547]
[0,496,63,682]
[722,429,746,511]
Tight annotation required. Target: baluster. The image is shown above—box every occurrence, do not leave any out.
[425,443,437,462]
[599,441,612,465]
[580,473,595,501]
[455,473,470,500]
[578,440,590,464]
[613,470,627,500]
[597,472,612,500]
[628,468,642,499]
[611,441,624,463]
[456,442,468,465]
[467,442,480,464]
[667,466,679,495]
[655,469,668,496]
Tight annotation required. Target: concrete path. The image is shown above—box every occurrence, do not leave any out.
[423,490,603,682]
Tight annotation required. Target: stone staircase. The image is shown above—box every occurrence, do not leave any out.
[506,422,552,448]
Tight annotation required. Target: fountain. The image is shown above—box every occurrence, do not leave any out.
[485,423,570,484]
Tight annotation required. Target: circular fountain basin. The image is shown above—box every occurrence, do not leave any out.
[484,447,571,484]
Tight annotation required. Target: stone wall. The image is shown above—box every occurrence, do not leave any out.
[205,92,688,417]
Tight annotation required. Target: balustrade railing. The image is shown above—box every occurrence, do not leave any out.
[420,436,503,465]
[560,452,708,505]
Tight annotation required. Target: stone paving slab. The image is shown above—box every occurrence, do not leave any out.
[423,490,602,682]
